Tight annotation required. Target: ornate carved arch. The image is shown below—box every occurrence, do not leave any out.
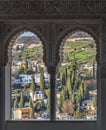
[55,24,100,67]
[2,24,48,67]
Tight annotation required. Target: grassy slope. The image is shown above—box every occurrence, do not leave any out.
[63,39,96,64]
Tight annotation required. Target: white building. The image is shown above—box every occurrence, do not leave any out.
[14,74,32,84]
[29,90,45,101]
[35,74,40,83]
[34,90,44,101]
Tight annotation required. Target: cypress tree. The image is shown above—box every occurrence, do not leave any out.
[14,95,18,109]
[30,75,35,93]
[71,91,75,104]
[20,92,24,108]
[83,81,89,99]
[30,106,35,118]
[93,95,97,108]
[29,97,33,108]
[62,73,66,86]
[79,82,84,100]
[25,57,28,70]
[76,89,81,103]
[66,70,72,95]
[59,91,65,108]
[40,67,45,91]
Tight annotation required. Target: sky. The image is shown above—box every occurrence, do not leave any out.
[19,31,36,37]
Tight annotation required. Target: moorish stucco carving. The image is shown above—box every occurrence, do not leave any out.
[0,0,106,18]
[55,23,100,67]
[101,18,106,77]
[1,22,49,66]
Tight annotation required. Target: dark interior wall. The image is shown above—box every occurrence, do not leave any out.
[0,0,106,130]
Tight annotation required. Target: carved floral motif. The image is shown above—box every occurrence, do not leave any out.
[0,0,106,17]
[2,23,49,66]
[55,23,100,67]
[101,19,106,77]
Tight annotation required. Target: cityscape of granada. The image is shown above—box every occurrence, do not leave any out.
[11,31,97,120]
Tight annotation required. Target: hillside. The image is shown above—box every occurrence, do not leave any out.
[63,38,96,64]
[69,31,90,38]
[15,36,41,45]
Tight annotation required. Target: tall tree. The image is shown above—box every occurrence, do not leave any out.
[20,92,24,108]
[25,57,28,70]
[29,97,33,108]
[71,91,75,104]
[40,67,45,91]
[66,70,72,95]
[79,82,84,100]
[59,91,65,109]
[83,81,89,99]
[30,106,35,118]
[93,95,97,108]
[30,75,36,93]
[62,73,66,86]
[74,102,81,119]
[14,95,18,109]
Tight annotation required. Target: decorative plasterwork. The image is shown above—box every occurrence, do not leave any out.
[101,18,106,77]
[55,23,100,67]
[2,23,49,66]
[0,0,106,17]
[3,23,48,40]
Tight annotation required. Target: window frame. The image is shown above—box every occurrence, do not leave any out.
[0,22,102,130]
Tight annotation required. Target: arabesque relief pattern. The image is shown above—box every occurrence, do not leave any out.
[1,23,49,66]
[0,0,106,16]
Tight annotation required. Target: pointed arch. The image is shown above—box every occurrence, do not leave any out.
[55,30,97,120]
[2,25,47,66]
[55,25,99,66]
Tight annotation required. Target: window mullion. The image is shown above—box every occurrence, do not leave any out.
[50,70,56,121]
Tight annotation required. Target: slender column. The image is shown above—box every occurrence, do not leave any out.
[49,66,56,121]
[0,66,6,130]
[101,18,106,130]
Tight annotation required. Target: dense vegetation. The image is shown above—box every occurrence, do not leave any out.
[56,38,97,119]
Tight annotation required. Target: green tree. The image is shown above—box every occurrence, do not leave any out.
[59,91,65,109]
[14,95,18,109]
[40,67,45,91]
[29,97,33,108]
[83,81,89,99]
[76,89,81,103]
[71,91,75,104]
[93,95,97,108]
[79,82,84,100]
[25,57,28,70]
[66,70,72,95]
[86,69,91,79]
[62,73,66,86]
[45,89,50,98]
[30,75,36,93]
[20,92,24,108]
[30,106,35,118]
[74,102,81,119]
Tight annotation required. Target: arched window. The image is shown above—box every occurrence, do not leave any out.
[1,27,100,130]
[56,31,97,120]
[10,31,50,120]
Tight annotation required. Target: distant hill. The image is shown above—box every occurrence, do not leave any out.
[69,31,90,38]
[15,36,41,45]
